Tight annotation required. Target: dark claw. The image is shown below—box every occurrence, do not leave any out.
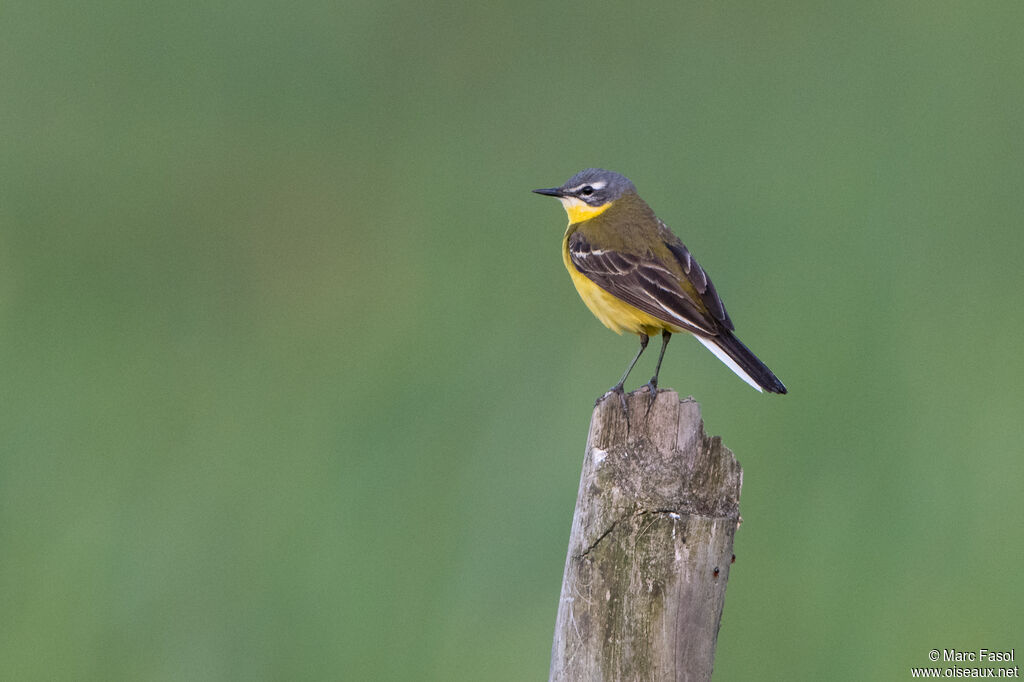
[644,377,659,414]
[598,383,628,413]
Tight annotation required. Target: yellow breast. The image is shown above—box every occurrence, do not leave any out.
[561,227,675,337]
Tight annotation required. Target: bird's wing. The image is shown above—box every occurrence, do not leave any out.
[657,220,734,331]
[568,229,726,335]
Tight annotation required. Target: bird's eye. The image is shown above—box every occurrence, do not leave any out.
[580,186,594,197]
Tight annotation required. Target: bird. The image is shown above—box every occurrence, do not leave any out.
[534,168,786,407]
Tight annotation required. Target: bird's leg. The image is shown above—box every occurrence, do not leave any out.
[644,331,671,413]
[645,331,672,393]
[602,333,649,412]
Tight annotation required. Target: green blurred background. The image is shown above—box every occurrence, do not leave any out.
[3,0,1022,679]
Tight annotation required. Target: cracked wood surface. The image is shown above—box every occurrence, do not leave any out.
[550,390,743,682]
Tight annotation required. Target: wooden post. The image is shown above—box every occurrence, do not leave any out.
[550,389,743,682]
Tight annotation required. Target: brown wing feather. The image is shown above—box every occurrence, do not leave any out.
[658,221,734,331]
[568,231,718,335]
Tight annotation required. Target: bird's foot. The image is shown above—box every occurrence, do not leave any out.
[643,377,659,415]
[598,383,628,413]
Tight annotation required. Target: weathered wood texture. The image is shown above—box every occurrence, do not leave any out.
[550,389,743,682]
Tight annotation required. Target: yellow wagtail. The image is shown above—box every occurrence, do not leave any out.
[534,168,786,405]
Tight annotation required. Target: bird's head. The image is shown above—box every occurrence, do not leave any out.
[533,168,636,223]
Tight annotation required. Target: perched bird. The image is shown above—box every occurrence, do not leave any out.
[534,168,786,405]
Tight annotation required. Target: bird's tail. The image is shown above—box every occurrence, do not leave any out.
[694,332,787,394]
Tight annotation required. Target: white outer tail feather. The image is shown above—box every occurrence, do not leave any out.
[694,335,764,393]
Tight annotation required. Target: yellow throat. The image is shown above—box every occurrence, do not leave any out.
[558,196,613,223]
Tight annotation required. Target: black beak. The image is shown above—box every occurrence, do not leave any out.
[532,186,564,197]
